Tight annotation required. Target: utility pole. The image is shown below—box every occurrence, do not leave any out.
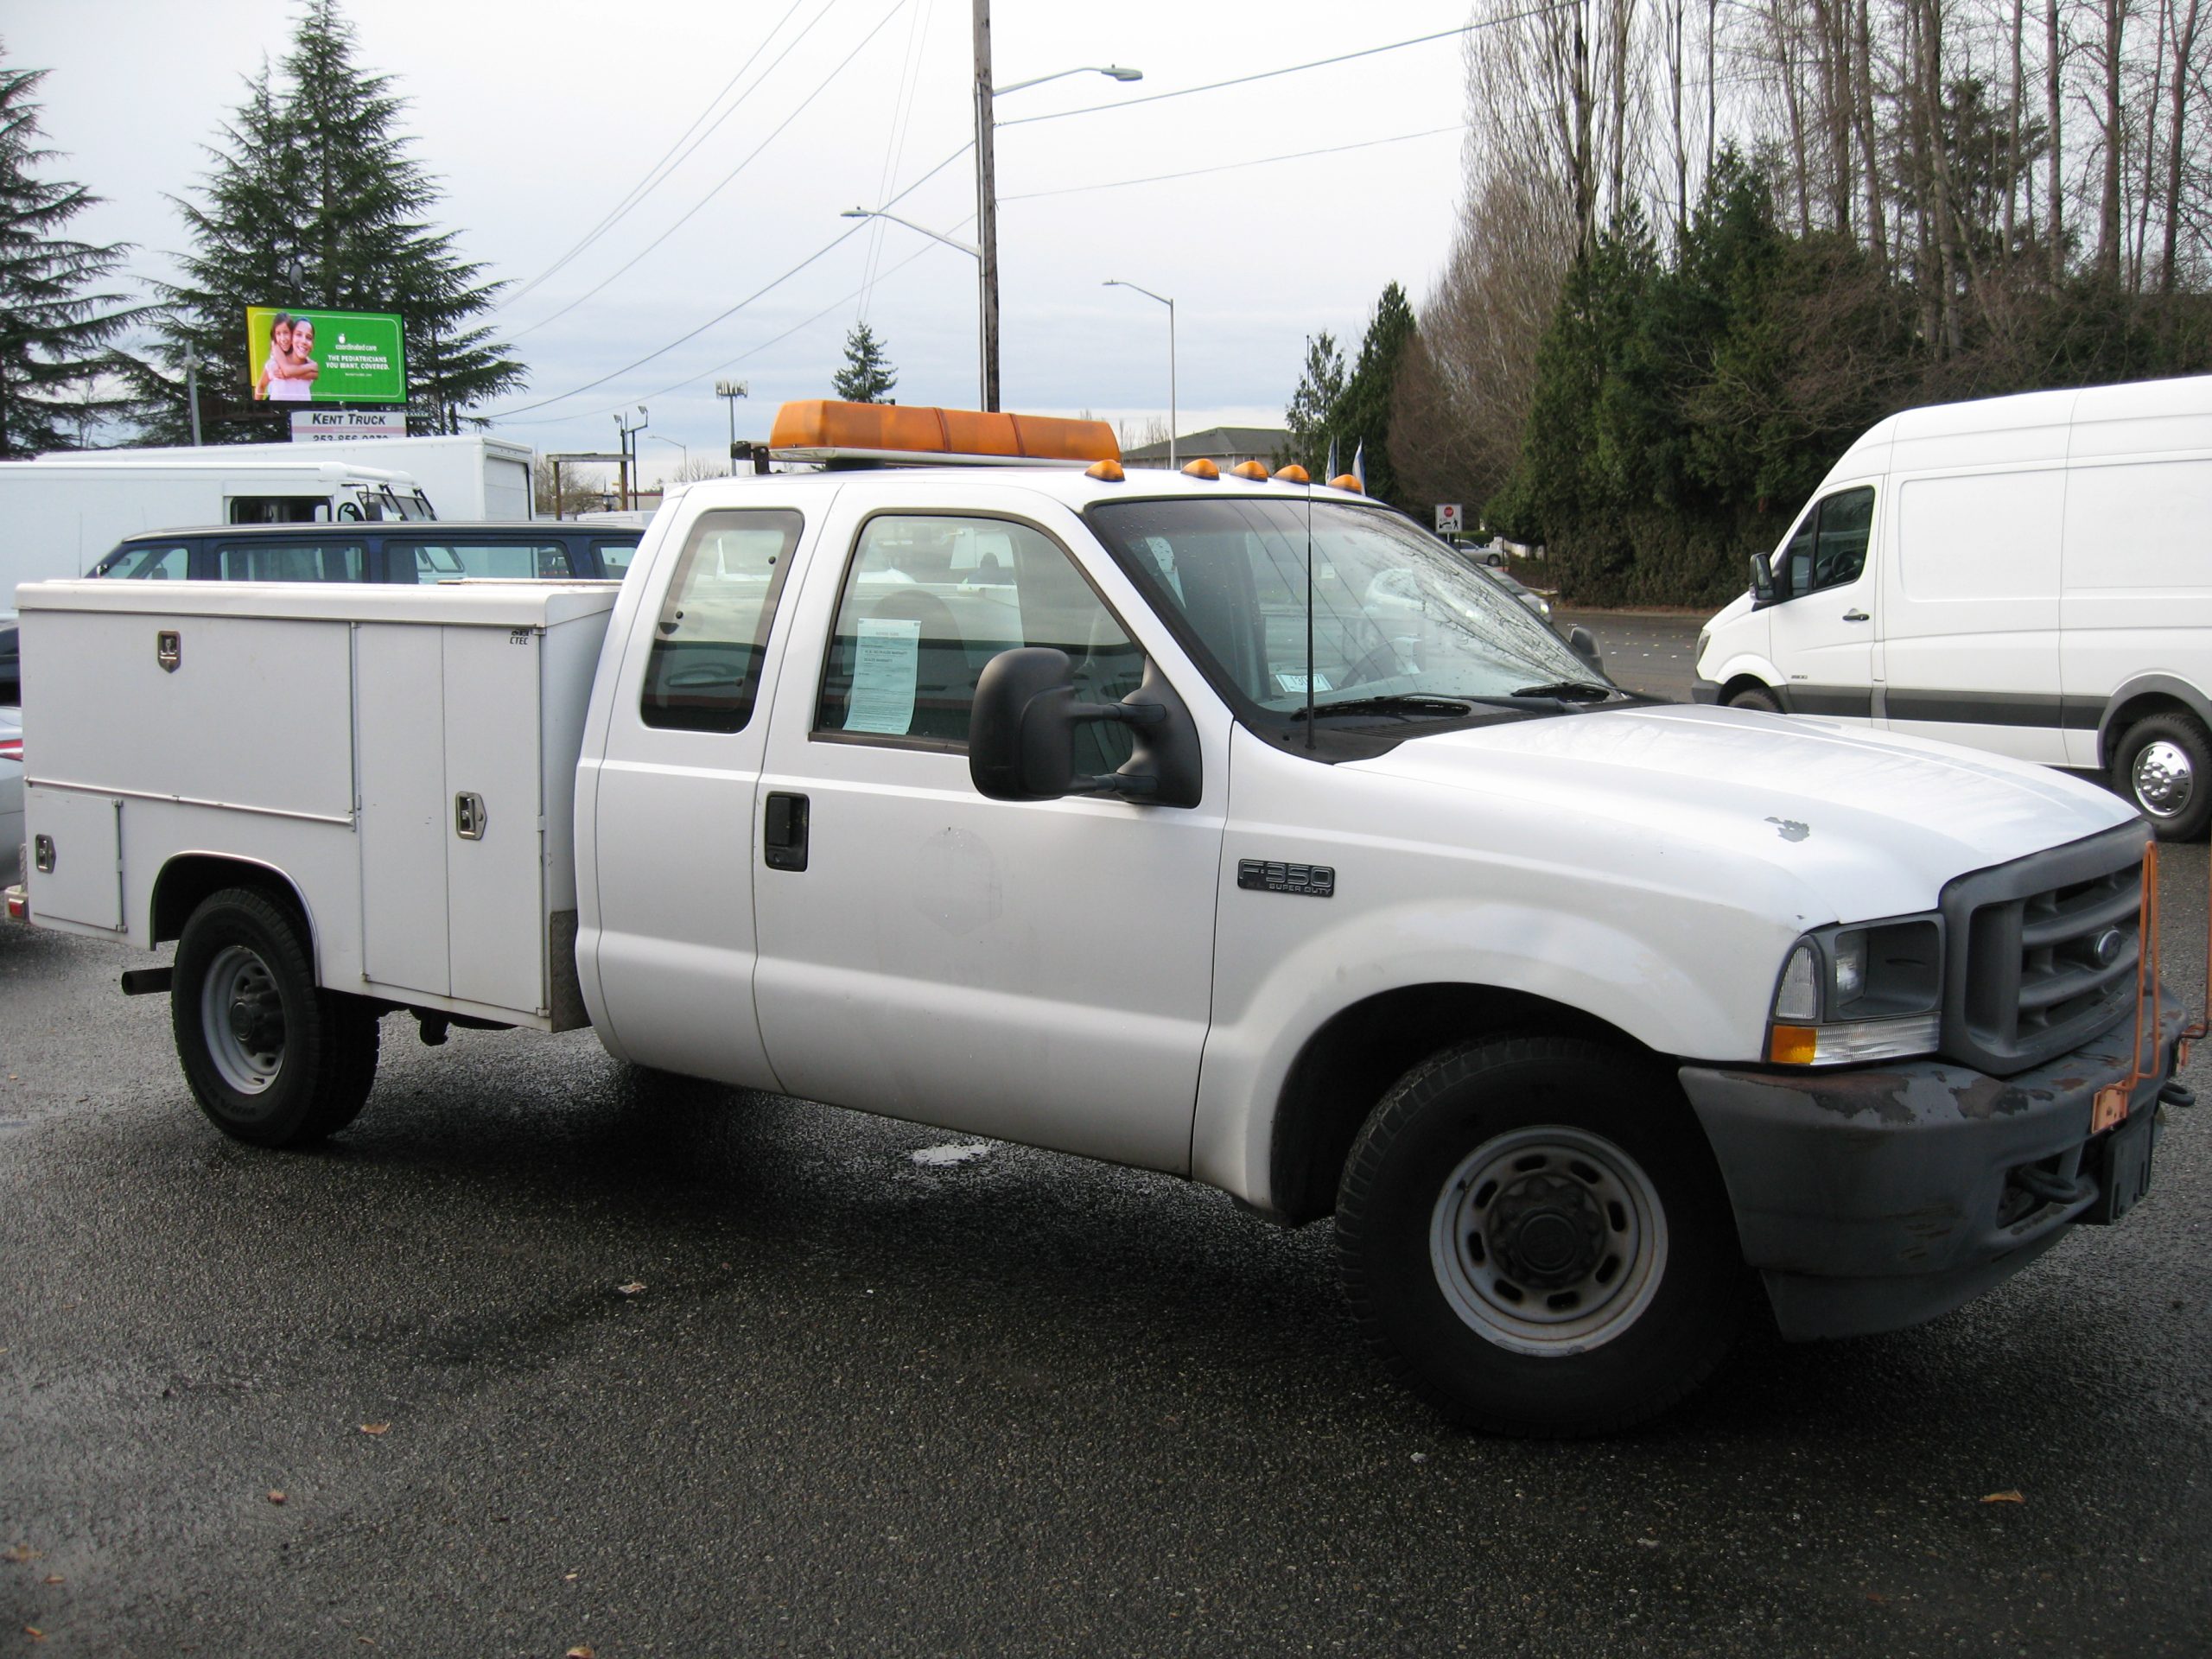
[613,407,648,511]
[972,0,1001,412]
[184,354,204,447]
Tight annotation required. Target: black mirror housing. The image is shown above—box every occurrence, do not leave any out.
[969,647,1203,808]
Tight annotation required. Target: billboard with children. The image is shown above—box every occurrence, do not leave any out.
[245,307,407,404]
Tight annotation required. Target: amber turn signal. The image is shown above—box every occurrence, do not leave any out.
[1767,1025,1818,1065]
[1182,458,1220,479]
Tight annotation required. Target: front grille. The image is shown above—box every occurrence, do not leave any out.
[1940,821,2151,1077]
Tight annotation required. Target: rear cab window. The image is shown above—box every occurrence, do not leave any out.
[639,509,803,733]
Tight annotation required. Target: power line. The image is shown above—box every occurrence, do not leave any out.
[485,142,971,423]
[1002,123,1467,201]
[499,0,820,309]
[508,0,911,343]
[995,7,1570,130]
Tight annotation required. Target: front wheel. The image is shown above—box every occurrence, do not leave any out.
[1726,684,1781,714]
[172,887,380,1147]
[2110,711,2212,841]
[1335,1037,1744,1436]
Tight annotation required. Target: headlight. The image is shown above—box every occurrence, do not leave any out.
[1767,917,1943,1065]
[1695,629,1710,663]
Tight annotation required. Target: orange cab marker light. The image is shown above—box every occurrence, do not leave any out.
[1182,458,1220,480]
[1330,474,1363,494]
[1085,458,1125,481]
[1768,1025,1818,1065]
[1229,460,1269,480]
[1274,463,1310,484]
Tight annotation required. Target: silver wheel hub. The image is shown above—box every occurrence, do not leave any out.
[201,944,285,1094]
[1429,1125,1667,1356]
[2133,740,2194,817]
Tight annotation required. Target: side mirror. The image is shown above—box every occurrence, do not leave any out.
[969,646,1201,807]
[1749,552,1777,606]
[1567,625,1603,672]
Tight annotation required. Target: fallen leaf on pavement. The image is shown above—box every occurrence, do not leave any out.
[41,1577,61,1586]
[267,1491,287,1504]
[24,1629,44,1642]
[566,1647,595,1658]
[1980,1490,2025,1504]
[617,1281,645,1296]
[359,1423,391,1436]
[1,1546,39,1563]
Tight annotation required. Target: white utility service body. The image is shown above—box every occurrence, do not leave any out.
[1694,372,2212,836]
[62,435,535,521]
[10,435,2186,1435]
[0,456,430,606]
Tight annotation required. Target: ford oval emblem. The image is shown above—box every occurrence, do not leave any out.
[2092,928,2126,967]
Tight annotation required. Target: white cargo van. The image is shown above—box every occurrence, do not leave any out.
[1693,373,2212,836]
[0,456,432,606]
[49,435,533,521]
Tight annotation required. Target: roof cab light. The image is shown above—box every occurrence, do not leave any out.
[1229,460,1269,480]
[1182,458,1220,480]
[1085,458,1125,482]
[1330,473,1363,494]
[1766,918,1943,1065]
[1274,463,1310,484]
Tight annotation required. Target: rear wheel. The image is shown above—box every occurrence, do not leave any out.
[2110,711,2212,841]
[172,887,379,1147]
[1726,684,1781,714]
[1335,1037,1744,1436]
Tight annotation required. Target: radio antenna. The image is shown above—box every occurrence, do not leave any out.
[1303,465,1317,747]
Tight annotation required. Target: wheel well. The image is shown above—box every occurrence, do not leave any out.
[1268,984,1654,1227]
[1719,673,1772,705]
[151,855,312,950]
[2101,693,2199,769]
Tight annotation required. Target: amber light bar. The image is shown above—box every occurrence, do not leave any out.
[769,400,1120,467]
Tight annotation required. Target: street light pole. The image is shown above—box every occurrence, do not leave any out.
[1103,280,1176,469]
[183,353,204,448]
[715,379,748,473]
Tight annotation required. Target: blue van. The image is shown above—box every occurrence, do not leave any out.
[90,520,643,585]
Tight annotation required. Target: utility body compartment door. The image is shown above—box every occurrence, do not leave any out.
[746,485,1230,1173]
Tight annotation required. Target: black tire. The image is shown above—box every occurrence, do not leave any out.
[1335,1036,1744,1437]
[171,887,379,1147]
[2109,711,2212,841]
[1726,684,1782,714]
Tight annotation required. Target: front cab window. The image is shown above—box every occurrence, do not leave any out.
[1777,486,1875,601]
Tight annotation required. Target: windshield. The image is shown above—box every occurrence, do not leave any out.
[1087,498,1609,722]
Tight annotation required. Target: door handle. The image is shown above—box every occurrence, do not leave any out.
[763,791,810,872]
[1842,609,1871,622]
[454,792,486,840]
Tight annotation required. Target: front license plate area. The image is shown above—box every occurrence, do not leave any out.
[2086,1107,2159,1225]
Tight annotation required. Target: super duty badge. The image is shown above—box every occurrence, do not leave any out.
[1238,859,1334,899]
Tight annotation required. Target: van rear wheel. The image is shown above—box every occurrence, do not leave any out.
[2112,712,2212,841]
[1334,1037,1744,1436]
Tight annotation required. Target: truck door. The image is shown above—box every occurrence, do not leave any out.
[582,506,809,1088]
[1766,484,1881,726]
[750,496,1228,1173]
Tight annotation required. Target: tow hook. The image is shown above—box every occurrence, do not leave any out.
[2159,1080,2195,1108]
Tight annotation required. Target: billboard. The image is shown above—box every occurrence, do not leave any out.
[246,307,406,404]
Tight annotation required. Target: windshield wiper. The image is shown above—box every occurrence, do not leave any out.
[1289,693,1478,721]
[1509,679,1622,702]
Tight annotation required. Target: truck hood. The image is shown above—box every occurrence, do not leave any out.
[1346,702,2138,922]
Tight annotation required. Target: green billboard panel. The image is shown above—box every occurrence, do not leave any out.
[247,307,407,404]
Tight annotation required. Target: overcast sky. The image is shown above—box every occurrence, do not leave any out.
[11,1,1475,480]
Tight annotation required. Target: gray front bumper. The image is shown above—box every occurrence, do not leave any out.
[1679,1003,2183,1339]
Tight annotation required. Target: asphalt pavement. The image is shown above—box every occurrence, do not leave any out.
[3,611,2209,1657]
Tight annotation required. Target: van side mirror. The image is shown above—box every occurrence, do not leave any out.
[1567,625,1603,672]
[969,646,1200,807]
[1749,552,1777,606]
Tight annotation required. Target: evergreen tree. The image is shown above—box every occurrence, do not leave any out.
[0,54,140,456]
[130,0,524,443]
[832,321,897,403]
[1281,330,1344,473]
[1330,282,1417,503]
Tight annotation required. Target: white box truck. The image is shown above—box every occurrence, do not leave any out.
[48,435,534,520]
[1694,372,2212,837]
[0,455,432,605]
[7,400,2187,1437]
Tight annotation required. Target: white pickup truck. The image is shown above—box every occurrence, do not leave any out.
[7,403,2185,1436]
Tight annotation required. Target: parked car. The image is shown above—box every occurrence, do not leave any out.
[0,703,20,887]
[88,521,644,586]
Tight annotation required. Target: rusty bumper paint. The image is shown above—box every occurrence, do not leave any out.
[1678,1001,2183,1341]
